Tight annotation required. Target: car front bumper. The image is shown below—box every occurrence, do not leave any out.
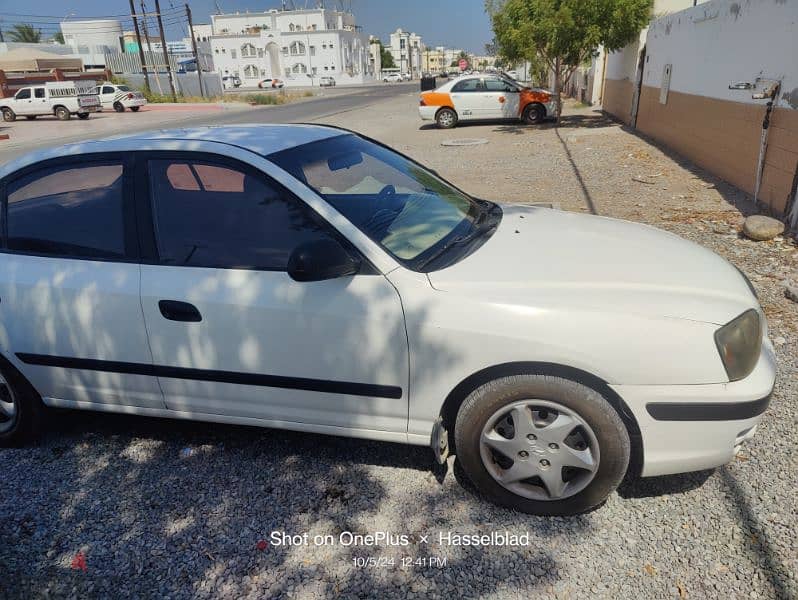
[612,338,776,477]
[419,105,438,121]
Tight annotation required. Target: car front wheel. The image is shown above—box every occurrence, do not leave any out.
[0,361,43,447]
[2,108,16,122]
[523,103,545,125]
[454,374,630,515]
[130,106,140,112]
[435,107,458,129]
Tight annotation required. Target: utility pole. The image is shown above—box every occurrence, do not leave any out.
[154,0,178,101]
[139,2,164,95]
[129,0,151,92]
[186,3,204,97]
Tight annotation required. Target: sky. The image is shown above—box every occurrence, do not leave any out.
[0,0,495,53]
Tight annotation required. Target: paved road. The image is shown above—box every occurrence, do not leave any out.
[0,82,416,164]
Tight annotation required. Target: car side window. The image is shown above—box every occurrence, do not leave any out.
[451,79,479,93]
[147,158,335,270]
[484,79,515,92]
[34,88,45,98]
[102,86,115,94]
[15,88,31,100]
[6,162,126,259]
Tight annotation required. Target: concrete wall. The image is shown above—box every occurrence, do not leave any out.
[601,0,698,123]
[636,0,798,216]
[124,72,223,98]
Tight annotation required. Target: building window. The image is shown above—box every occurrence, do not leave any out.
[310,45,316,56]
[243,64,258,78]
[322,43,327,49]
[285,68,291,76]
[290,41,306,56]
[231,49,237,59]
[292,63,308,74]
[282,46,289,55]
[289,23,295,32]
[312,67,317,75]
[241,43,257,58]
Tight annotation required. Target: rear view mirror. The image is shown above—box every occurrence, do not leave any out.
[328,151,363,172]
[287,238,361,282]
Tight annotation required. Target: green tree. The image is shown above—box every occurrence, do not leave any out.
[376,40,396,69]
[486,0,652,120]
[51,31,65,44]
[8,24,42,43]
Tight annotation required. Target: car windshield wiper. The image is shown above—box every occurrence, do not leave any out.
[415,215,498,271]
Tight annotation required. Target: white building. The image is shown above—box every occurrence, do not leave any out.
[209,7,375,87]
[60,19,123,69]
[387,29,424,78]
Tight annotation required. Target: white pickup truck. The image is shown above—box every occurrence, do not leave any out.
[0,81,101,122]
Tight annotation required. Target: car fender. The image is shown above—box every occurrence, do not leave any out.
[385,269,727,440]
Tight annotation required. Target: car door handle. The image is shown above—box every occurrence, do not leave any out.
[158,300,202,322]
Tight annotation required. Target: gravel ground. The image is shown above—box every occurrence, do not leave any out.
[2,94,797,599]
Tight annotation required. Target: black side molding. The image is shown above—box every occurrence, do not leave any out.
[16,353,403,400]
[646,393,772,422]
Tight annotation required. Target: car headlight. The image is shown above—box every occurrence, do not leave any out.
[714,309,762,381]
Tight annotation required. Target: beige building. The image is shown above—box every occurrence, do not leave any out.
[605,0,798,220]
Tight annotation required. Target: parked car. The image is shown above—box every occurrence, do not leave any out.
[319,76,336,87]
[0,81,101,122]
[419,75,556,128]
[222,76,242,89]
[401,73,412,81]
[383,73,402,83]
[258,78,284,89]
[505,70,519,80]
[0,125,775,516]
[94,82,147,112]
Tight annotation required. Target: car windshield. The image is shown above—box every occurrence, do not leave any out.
[269,134,501,271]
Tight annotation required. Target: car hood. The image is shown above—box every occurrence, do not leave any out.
[427,205,756,325]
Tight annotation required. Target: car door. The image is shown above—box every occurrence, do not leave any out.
[0,156,165,410]
[483,77,521,120]
[136,152,409,433]
[32,87,48,113]
[12,88,34,115]
[100,85,117,108]
[449,78,482,120]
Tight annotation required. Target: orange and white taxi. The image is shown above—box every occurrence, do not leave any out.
[419,75,556,129]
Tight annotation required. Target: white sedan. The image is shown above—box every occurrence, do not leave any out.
[94,82,147,112]
[0,125,775,515]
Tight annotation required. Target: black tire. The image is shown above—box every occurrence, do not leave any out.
[55,106,70,121]
[0,360,44,447]
[77,112,90,120]
[2,108,16,122]
[454,374,630,516]
[130,106,140,112]
[435,107,458,129]
[523,103,545,125]
[25,115,37,120]
[113,101,125,113]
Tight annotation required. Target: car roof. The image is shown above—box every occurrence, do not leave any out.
[0,124,346,180]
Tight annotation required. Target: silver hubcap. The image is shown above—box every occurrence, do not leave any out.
[0,373,18,434]
[439,111,454,126]
[479,399,599,501]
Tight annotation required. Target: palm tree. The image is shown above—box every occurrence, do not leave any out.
[8,24,42,43]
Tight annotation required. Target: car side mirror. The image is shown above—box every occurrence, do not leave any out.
[287,238,361,282]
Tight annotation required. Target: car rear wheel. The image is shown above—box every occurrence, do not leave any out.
[55,106,70,121]
[0,362,43,447]
[436,107,458,129]
[2,108,16,122]
[77,113,90,120]
[454,374,630,515]
[130,106,140,112]
[523,103,545,125]
[113,101,125,113]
